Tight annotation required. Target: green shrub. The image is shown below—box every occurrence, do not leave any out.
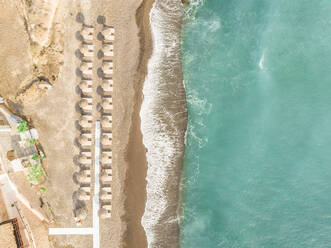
[40,187,47,192]
[17,120,28,133]
[31,154,40,160]
[27,163,44,184]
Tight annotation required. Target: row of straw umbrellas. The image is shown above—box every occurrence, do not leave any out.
[99,25,115,219]
[75,25,115,223]
[74,24,95,225]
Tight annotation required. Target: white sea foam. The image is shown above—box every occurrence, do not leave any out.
[184,0,206,20]
[140,0,186,247]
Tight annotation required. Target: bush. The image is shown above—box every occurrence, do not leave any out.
[27,163,44,184]
[31,154,40,160]
[17,120,28,133]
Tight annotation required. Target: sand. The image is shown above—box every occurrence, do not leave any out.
[0,0,157,247]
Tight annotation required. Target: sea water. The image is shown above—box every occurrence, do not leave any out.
[181,1,331,247]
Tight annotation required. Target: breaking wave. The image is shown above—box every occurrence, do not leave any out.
[140,0,187,247]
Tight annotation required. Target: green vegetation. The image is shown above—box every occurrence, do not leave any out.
[29,138,37,145]
[31,153,40,160]
[27,163,44,184]
[17,120,28,133]
[40,187,47,192]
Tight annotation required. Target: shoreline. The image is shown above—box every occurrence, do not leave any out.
[140,0,187,247]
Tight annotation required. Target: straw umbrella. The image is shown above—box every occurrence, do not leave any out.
[100,170,112,182]
[77,170,91,183]
[99,208,111,219]
[80,62,91,71]
[79,81,90,91]
[79,99,92,112]
[80,44,94,56]
[78,155,91,164]
[102,44,114,56]
[101,134,112,146]
[81,27,94,40]
[102,98,112,110]
[100,190,112,200]
[101,153,112,165]
[79,115,92,128]
[101,116,112,128]
[102,80,113,92]
[77,189,90,201]
[78,135,91,146]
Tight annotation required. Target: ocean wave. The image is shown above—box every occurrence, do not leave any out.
[183,0,206,20]
[140,0,187,247]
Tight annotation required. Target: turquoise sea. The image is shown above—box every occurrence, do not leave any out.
[181,1,331,247]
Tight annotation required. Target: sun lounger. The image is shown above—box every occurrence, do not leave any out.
[79,80,93,95]
[102,61,113,75]
[79,98,93,112]
[99,207,111,219]
[101,79,113,93]
[78,133,92,147]
[101,115,112,129]
[77,189,91,201]
[81,27,94,42]
[101,27,115,42]
[101,152,112,166]
[101,97,112,111]
[77,169,91,183]
[80,186,91,193]
[101,133,112,146]
[80,62,93,76]
[79,114,93,128]
[80,44,94,57]
[100,169,112,182]
[102,43,114,57]
[78,154,92,165]
[100,190,112,200]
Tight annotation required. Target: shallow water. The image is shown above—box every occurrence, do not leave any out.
[181,1,331,247]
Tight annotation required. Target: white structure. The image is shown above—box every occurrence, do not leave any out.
[77,189,91,201]
[79,98,93,112]
[101,115,112,129]
[99,190,112,200]
[81,27,94,42]
[78,133,92,147]
[79,80,93,94]
[101,27,115,42]
[80,44,94,57]
[101,61,113,75]
[101,133,112,146]
[100,152,112,166]
[78,154,92,165]
[101,44,114,57]
[99,207,111,219]
[101,79,113,93]
[80,62,93,76]
[77,170,91,183]
[79,115,93,129]
[101,98,112,111]
[100,169,112,182]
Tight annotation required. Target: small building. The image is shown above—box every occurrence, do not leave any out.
[0,106,42,181]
